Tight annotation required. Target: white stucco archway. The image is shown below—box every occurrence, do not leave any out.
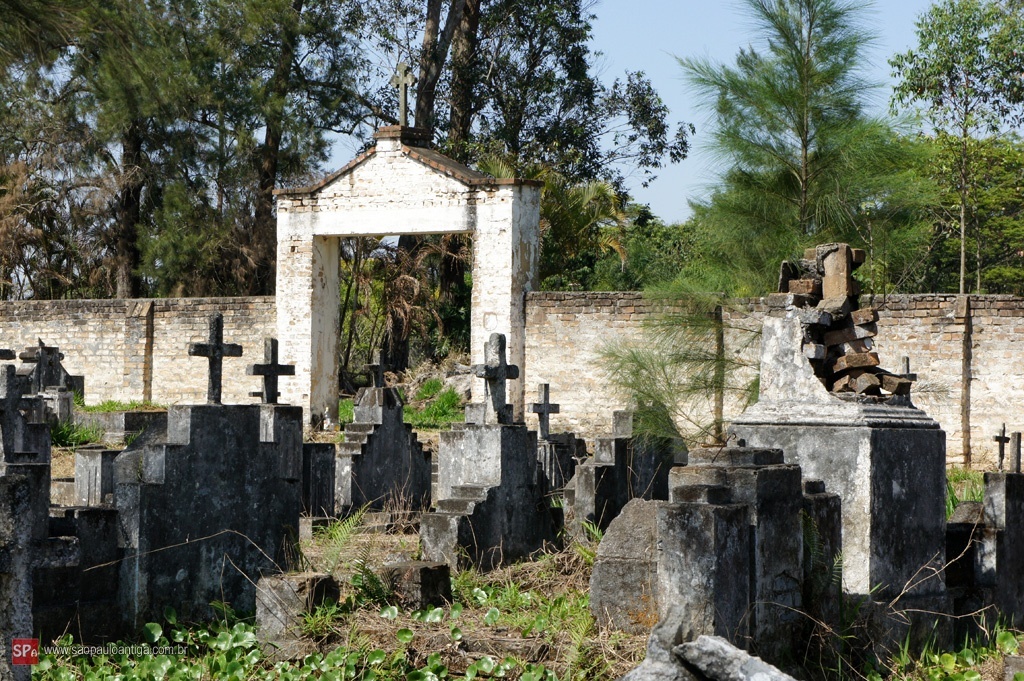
[274,126,541,424]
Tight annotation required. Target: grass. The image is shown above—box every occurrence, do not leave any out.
[414,377,444,401]
[338,398,355,425]
[337,385,464,432]
[405,387,463,429]
[946,468,985,518]
[78,399,166,413]
[50,420,105,448]
[298,508,638,678]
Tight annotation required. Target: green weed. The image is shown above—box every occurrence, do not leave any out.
[50,421,104,448]
[946,468,985,518]
[78,399,165,413]
[413,378,444,401]
[405,387,463,429]
[338,398,355,425]
[300,600,345,639]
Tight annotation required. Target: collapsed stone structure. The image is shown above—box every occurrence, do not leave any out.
[731,243,948,616]
[612,243,1024,679]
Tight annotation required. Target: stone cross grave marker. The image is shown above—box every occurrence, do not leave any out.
[996,423,1010,471]
[390,62,416,128]
[188,313,243,405]
[247,338,295,404]
[528,383,560,440]
[362,350,388,389]
[471,333,519,425]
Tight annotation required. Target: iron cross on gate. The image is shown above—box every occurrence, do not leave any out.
[390,62,416,127]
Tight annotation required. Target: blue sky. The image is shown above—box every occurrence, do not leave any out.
[590,0,937,223]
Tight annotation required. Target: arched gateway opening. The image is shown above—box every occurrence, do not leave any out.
[273,126,541,425]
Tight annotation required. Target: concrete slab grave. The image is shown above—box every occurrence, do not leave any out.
[421,333,555,570]
[565,409,683,541]
[591,445,840,663]
[333,380,431,512]
[115,402,303,630]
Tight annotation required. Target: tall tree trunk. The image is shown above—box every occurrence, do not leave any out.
[959,132,969,295]
[115,119,145,299]
[252,0,304,295]
[414,0,465,131]
[447,0,480,161]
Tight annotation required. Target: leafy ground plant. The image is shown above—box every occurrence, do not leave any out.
[50,420,105,448]
[946,468,985,518]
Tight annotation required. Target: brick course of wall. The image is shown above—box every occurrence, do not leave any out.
[0,297,275,407]
[525,292,1024,469]
[2,291,1023,468]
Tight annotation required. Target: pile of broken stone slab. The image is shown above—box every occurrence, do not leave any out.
[775,243,914,400]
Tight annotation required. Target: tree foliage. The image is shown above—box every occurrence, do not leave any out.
[677,0,933,296]
[890,0,1024,293]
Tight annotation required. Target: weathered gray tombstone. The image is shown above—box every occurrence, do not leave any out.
[332,368,430,512]
[74,446,120,506]
[466,333,519,426]
[301,443,336,517]
[980,472,1024,625]
[115,403,302,630]
[590,497,751,640]
[248,338,295,405]
[1012,432,1022,474]
[566,409,683,541]
[729,299,950,650]
[0,468,44,681]
[421,333,554,570]
[670,447,808,661]
[0,363,50,469]
[18,340,66,394]
[255,572,339,661]
[528,384,576,495]
[593,445,840,668]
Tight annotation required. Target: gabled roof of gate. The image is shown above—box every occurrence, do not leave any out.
[274,126,541,198]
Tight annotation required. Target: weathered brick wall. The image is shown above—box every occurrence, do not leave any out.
[524,292,651,437]
[526,292,1024,468]
[0,297,275,406]
[149,299,277,405]
[3,291,1022,467]
[522,293,765,440]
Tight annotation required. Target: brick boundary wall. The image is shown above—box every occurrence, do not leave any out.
[0,297,276,407]
[1,292,1021,467]
[524,291,1024,469]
